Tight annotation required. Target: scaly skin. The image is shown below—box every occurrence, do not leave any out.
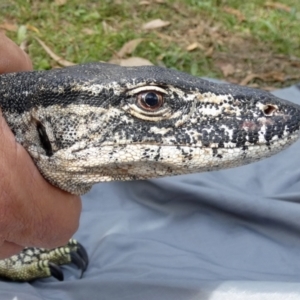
[0,62,299,281]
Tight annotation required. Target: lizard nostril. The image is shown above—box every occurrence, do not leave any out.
[263,104,277,116]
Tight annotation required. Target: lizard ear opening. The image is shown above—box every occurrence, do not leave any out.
[36,121,53,157]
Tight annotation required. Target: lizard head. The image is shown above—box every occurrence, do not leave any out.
[2,63,300,194]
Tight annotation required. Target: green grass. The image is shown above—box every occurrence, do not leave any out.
[188,0,300,54]
[1,0,300,88]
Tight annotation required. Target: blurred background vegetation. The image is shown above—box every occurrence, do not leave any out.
[1,0,300,89]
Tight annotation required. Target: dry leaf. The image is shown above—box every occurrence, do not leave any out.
[219,63,235,77]
[26,24,40,33]
[82,28,95,35]
[19,40,28,52]
[55,0,67,6]
[139,1,150,5]
[265,2,291,12]
[186,42,198,51]
[102,21,114,34]
[263,86,277,91]
[240,71,285,85]
[109,57,153,67]
[35,37,75,67]
[205,46,214,57]
[102,21,109,34]
[223,7,245,22]
[171,3,189,17]
[186,42,205,51]
[269,72,285,82]
[156,53,165,61]
[117,39,143,58]
[286,74,300,80]
[0,22,18,32]
[154,32,174,42]
[142,19,170,30]
[240,74,259,85]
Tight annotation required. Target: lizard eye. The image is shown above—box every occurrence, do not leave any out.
[124,86,169,121]
[137,91,164,111]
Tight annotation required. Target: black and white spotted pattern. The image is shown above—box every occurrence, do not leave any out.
[0,62,300,194]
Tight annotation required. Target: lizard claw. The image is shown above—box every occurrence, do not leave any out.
[71,242,89,278]
[76,242,89,271]
[49,262,64,281]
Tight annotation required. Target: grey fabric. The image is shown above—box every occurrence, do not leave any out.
[1,84,300,299]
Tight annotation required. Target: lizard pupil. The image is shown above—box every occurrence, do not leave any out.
[137,91,163,111]
[144,92,159,107]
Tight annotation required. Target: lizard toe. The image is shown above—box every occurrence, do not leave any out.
[71,242,89,273]
[70,245,88,278]
[49,262,64,281]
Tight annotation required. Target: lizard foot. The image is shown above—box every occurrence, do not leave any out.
[0,238,88,282]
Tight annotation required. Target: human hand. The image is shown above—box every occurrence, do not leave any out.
[0,33,82,259]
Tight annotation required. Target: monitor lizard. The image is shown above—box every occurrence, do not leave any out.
[0,62,299,281]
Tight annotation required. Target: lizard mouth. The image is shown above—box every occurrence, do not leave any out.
[37,130,299,195]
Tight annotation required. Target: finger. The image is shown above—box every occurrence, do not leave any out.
[0,33,32,73]
[0,241,23,259]
[0,34,81,250]
[0,111,82,250]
